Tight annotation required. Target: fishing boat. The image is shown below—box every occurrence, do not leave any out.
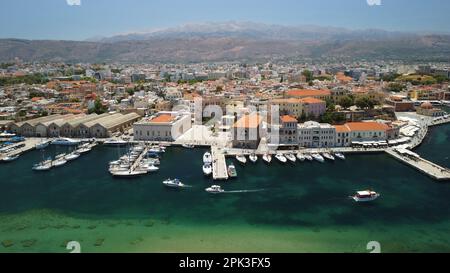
[203,152,212,164]
[322,152,335,161]
[205,185,225,194]
[2,154,20,162]
[304,154,313,161]
[235,155,247,164]
[285,153,297,163]
[249,154,258,163]
[51,138,80,146]
[312,153,325,163]
[275,153,287,163]
[296,153,306,162]
[262,154,272,164]
[163,178,187,188]
[228,164,237,178]
[351,190,380,202]
[64,152,80,161]
[32,160,52,171]
[203,163,212,176]
[182,144,195,149]
[35,140,51,150]
[335,153,346,160]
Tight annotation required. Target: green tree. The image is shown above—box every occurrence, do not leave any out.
[302,70,314,83]
[89,98,107,114]
[387,83,406,92]
[338,96,354,109]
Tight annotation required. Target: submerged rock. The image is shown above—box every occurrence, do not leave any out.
[87,225,97,230]
[1,240,14,248]
[22,239,37,248]
[94,239,105,247]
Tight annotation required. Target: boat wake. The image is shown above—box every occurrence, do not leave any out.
[221,189,266,194]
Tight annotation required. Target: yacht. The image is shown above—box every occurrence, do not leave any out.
[262,154,272,164]
[0,131,15,138]
[203,152,212,164]
[249,154,258,163]
[103,139,128,146]
[51,138,80,146]
[312,153,325,163]
[137,163,159,173]
[64,152,80,161]
[228,164,237,178]
[2,154,20,162]
[275,153,287,163]
[235,155,247,164]
[322,152,335,161]
[335,153,346,160]
[53,157,67,167]
[205,185,225,194]
[32,160,52,171]
[111,170,148,178]
[351,190,380,202]
[296,153,306,162]
[182,144,195,149]
[76,146,91,154]
[35,140,51,150]
[163,178,187,188]
[304,154,313,161]
[203,163,212,176]
[285,153,297,163]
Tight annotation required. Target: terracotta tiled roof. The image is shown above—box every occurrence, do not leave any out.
[233,114,262,129]
[281,115,297,123]
[150,114,175,123]
[345,122,390,132]
[287,89,331,97]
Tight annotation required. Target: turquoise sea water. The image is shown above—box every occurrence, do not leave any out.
[0,123,449,253]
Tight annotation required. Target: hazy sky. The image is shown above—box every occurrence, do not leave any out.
[1,0,449,40]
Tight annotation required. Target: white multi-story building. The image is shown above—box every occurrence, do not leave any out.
[133,111,192,142]
[297,121,336,148]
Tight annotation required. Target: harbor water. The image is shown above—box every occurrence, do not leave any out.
[0,124,450,253]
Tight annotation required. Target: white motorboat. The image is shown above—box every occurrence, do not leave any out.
[76,146,91,154]
[262,154,272,164]
[2,154,20,162]
[182,144,195,149]
[103,139,128,146]
[111,170,148,177]
[53,158,67,167]
[228,164,237,178]
[205,185,225,194]
[275,153,287,163]
[335,153,346,160]
[51,138,80,146]
[163,178,187,188]
[137,164,159,172]
[64,152,80,161]
[203,152,212,164]
[249,154,258,163]
[203,163,212,176]
[296,153,306,162]
[322,152,335,161]
[351,190,380,202]
[312,153,325,163]
[35,140,51,150]
[285,153,297,163]
[0,132,16,138]
[236,155,247,164]
[32,160,52,171]
[304,154,313,161]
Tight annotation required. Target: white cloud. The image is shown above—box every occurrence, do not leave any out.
[66,0,81,6]
[366,0,381,6]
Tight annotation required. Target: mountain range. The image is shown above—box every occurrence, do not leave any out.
[0,22,449,63]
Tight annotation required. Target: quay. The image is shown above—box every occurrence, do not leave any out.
[385,149,450,181]
[211,146,229,180]
[0,138,41,160]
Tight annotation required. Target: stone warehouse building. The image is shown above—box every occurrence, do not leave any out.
[8,113,140,138]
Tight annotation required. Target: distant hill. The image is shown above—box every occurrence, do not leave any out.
[1,22,450,63]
